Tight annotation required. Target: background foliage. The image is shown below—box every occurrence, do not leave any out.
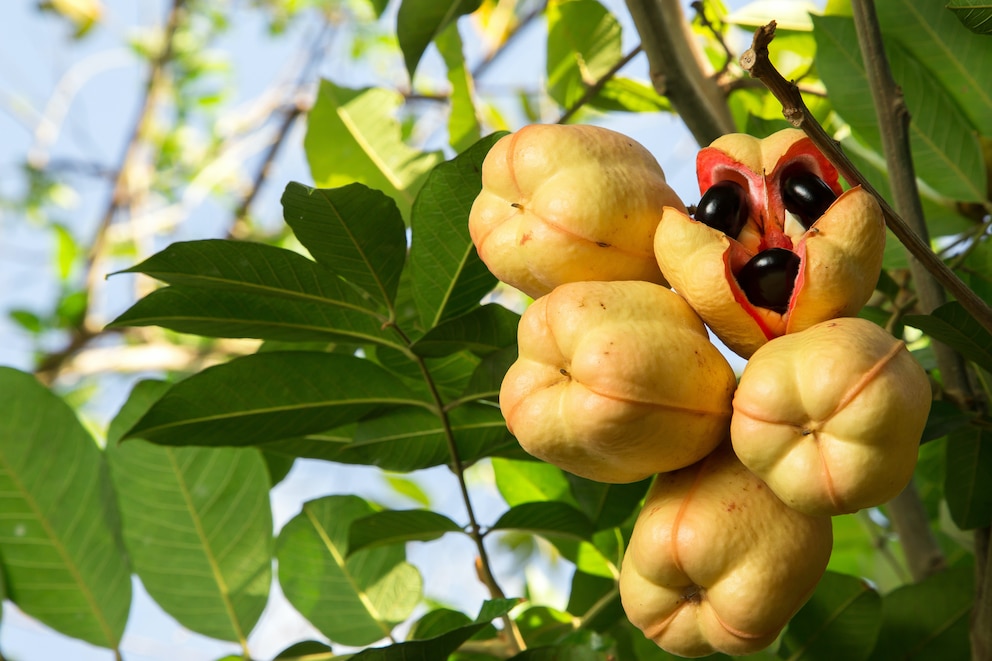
[0,0,990,659]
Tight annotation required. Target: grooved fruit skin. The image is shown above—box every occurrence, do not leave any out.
[499,280,736,484]
[654,129,885,358]
[731,317,932,516]
[469,124,686,299]
[620,442,832,658]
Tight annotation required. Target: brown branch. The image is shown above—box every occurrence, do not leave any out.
[557,45,643,124]
[739,21,992,341]
[35,0,187,384]
[624,0,735,145]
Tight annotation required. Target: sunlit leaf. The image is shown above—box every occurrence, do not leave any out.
[305,81,443,217]
[123,352,430,447]
[436,22,481,152]
[282,182,407,309]
[107,380,272,643]
[409,133,504,328]
[396,0,482,80]
[492,457,575,507]
[278,495,422,646]
[0,367,130,649]
[546,0,623,108]
[347,510,464,554]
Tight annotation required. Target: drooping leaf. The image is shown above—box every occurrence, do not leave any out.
[411,303,519,357]
[282,182,407,309]
[277,495,423,646]
[347,510,464,554]
[0,367,131,649]
[109,286,406,350]
[264,403,517,472]
[273,640,334,660]
[123,351,430,447]
[780,571,882,660]
[436,21,481,152]
[409,132,505,329]
[877,0,992,131]
[867,562,973,660]
[396,0,482,81]
[944,424,992,529]
[107,380,273,643]
[813,15,987,202]
[947,1,992,34]
[904,301,992,375]
[347,599,518,661]
[490,502,596,541]
[304,81,443,217]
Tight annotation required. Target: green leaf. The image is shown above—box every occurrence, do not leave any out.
[409,132,505,329]
[490,502,596,541]
[813,15,987,202]
[304,81,443,217]
[877,0,992,131]
[588,76,672,114]
[514,605,574,647]
[904,301,992,375]
[492,458,575,507]
[780,571,881,661]
[565,571,623,632]
[348,600,517,661]
[347,510,464,554]
[274,640,334,659]
[277,495,423,646]
[867,562,973,661]
[0,367,131,649]
[282,182,407,309]
[263,403,517,473]
[565,475,651,530]
[123,352,429,447]
[396,0,482,81]
[107,380,273,643]
[411,304,519,357]
[436,21,481,152]
[546,0,623,108]
[944,424,992,529]
[109,286,405,349]
[921,400,977,444]
[460,345,517,404]
[947,1,992,34]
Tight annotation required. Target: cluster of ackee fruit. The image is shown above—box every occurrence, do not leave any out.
[469,124,932,657]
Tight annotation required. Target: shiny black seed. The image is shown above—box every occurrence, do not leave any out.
[695,180,749,239]
[782,172,837,229]
[736,248,801,314]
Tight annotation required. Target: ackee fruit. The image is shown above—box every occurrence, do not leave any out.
[653,129,885,358]
[731,317,932,516]
[499,280,736,484]
[620,442,833,657]
[469,124,686,299]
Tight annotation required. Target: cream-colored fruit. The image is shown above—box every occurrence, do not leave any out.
[731,317,932,516]
[620,442,833,658]
[499,280,736,484]
[469,124,686,299]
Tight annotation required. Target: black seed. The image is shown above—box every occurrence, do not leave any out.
[694,180,749,238]
[736,248,801,313]
[782,172,837,229]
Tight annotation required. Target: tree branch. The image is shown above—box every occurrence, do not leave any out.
[624,0,735,145]
[556,45,642,124]
[739,21,992,340]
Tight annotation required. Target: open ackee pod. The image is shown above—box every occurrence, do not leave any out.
[654,129,885,358]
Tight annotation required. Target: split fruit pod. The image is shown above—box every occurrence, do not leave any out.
[469,124,686,299]
[499,280,736,484]
[620,442,833,658]
[731,317,932,516]
[654,129,886,358]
